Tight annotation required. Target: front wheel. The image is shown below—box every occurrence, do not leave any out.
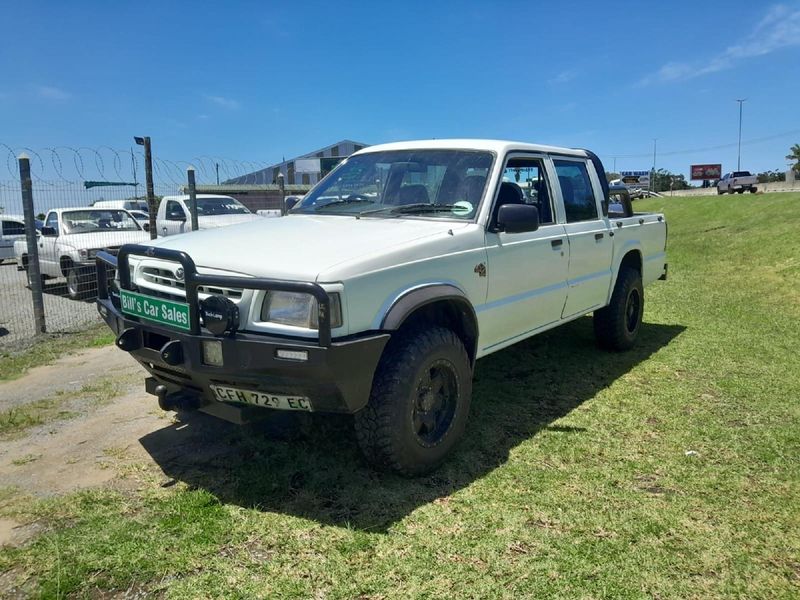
[66,267,94,300]
[593,267,644,351]
[354,325,472,476]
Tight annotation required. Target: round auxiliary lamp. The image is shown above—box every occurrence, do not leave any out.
[199,295,240,336]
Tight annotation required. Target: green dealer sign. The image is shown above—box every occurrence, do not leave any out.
[120,289,191,331]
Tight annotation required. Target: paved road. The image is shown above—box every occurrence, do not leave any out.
[0,262,101,348]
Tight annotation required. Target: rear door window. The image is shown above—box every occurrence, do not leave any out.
[553,160,599,222]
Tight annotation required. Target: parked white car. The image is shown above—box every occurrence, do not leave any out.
[17,208,151,299]
[91,199,150,212]
[97,139,668,474]
[157,194,261,236]
[1,214,39,263]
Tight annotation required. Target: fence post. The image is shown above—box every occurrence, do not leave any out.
[19,154,46,334]
[135,136,158,239]
[278,172,286,216]
[187,167,199,231]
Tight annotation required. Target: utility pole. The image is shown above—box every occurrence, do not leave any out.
[651,139,657,192]
[736,99,746,171]
[215,162,220,185]
[134,136,157,239]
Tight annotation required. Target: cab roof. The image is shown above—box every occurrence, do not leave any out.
[352,139,590,158]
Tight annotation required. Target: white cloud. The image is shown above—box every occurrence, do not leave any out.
[197,114,210,120]
[550,69,577,84]
[641,3,800,85]
[37,85,71,100]
[204,95,240,110]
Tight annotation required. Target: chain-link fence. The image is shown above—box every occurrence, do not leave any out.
[0,143,290,350]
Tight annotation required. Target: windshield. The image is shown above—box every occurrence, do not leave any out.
[293,149,494,219]
[62,210,142,234]
[196,197,251,215]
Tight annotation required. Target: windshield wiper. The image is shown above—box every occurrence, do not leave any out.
[358,203,464,218]
[390,203,461,214]
[314,198,374,211]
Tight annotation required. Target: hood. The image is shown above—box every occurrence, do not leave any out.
[196,214,262,228]
[64,230,152,250]
[149,214,468,280]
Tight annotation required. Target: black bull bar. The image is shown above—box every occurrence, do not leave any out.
[95,243,333,346]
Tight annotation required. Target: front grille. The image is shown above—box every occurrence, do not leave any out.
[142,266,185,290]
[139,266,242,300]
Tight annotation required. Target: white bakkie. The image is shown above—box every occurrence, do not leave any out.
[18,207,150,300]
[156,194,262,236]
[98,139,668,475]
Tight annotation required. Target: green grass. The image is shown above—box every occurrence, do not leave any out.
[2,193,799,598]
[0,324,115,382]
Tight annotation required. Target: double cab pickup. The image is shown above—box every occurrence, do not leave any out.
[96,139,668,474]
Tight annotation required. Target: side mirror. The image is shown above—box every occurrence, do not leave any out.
[285,197,300,211]
[142,223,150,232]
[41,226,57,236]
[496,204,539,234]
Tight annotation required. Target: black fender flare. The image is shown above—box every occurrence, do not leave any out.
[380,284,479,363]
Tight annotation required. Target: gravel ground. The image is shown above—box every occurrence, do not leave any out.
[0,262,101,348]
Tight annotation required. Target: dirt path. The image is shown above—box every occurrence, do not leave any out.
[0,346,169,496]
[0,344,143,411]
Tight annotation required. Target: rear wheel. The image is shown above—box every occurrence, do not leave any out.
[717,187,724,195]
[354,325,472,475]
[593,267,644,351]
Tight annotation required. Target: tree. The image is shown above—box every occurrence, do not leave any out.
[605,172,621,182]
[756,170,785,184]
[651,168,690,192]
[786,144,800,173]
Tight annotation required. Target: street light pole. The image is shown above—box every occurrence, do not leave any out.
[736,99,746,171]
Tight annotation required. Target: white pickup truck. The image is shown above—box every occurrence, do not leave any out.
[717,171,757,194]
[17,208,150,299]
[96,139,668,474]
[156,194,262,237]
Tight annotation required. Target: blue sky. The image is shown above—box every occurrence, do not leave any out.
[1,0,798,182]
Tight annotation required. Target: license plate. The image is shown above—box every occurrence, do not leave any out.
[120,289,191,331]
[210,385,312,412]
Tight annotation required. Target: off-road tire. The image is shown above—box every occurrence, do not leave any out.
[354,325,472,476]
[593,267,644,351]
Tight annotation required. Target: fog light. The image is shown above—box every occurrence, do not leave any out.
[202,340,224,366]
[200,295,239,337]
[276,348,308,362]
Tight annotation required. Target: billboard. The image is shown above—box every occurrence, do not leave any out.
[690,164,722,180]
[620,170,650,187]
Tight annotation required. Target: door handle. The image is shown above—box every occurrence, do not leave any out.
[551,239,563,248]
[594,233,604,240]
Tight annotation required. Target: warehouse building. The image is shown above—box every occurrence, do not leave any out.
[225,139,369,186]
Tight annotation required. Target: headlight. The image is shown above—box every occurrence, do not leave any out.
[260,291,342,329]
[79,249,99,260]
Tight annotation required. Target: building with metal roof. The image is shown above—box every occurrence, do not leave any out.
[225,139,369,186]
